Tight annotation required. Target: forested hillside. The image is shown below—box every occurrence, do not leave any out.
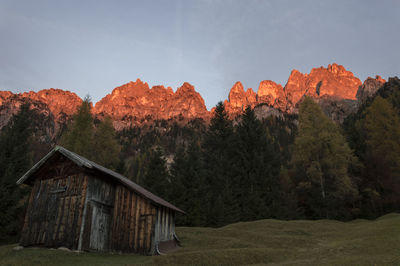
[0,77,399,243]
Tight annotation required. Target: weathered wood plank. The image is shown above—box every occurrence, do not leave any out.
[123,189,132,252]
[145,201,152,251]
[134,195,141,253]
[129,193,136,250]
[77,175,89,250]
[111,185,120,251]
[139,199,145,252]
[81,202,92,251]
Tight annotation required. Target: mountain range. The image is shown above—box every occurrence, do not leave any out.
[0,63,386,132]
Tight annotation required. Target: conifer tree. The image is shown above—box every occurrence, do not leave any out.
[233,106,281,220]
[92,117,120,170]
[142,148,171,200]
[290,97,358,219]
[202,102,239,226]
[0,104,34,242]
[59,96,94,158]
[170,142,207,226]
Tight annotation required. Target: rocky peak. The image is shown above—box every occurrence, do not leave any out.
[20,89,83,118]
[167,82,209,119]
[224,82,260,116]
[356,75,386,104]
[257,80,285,108]
[0,89,82,139]
[222,64,365,119]
[285,63,362,107]
[245,88,257,104]
[228,82,246,108]
[93,80,209,129]
[175,82,196,94]
[0,89,82,120]
[0,91,13,105]
[327,63,348,76]
[258,80,283,99]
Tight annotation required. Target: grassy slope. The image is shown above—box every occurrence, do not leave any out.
[1,213,399,266]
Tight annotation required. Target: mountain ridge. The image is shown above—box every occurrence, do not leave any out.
[0,63,386,130]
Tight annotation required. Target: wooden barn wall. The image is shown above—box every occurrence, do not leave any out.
[110,185,157,254]
[20,158,88,250]
[80,175,115,252]
[154,206,175,244]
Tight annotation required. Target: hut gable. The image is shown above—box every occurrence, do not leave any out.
[17,146,183,255]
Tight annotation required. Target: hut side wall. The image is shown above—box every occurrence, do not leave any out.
[20,159,88,250]
[110,185,157,254]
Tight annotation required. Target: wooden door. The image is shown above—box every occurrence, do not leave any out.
[89,203,111,251]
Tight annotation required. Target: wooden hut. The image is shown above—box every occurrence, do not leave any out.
[16,146,184,255]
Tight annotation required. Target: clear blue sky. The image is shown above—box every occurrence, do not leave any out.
[1,0,399,109]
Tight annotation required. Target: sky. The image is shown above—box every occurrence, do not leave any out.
[0,0,399,109]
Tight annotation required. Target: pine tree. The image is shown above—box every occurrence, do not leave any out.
[0,104,34,242]
[233,106,281,221]
[142,148,171,200]
[92,117,120,170]
[290,97,358,219]
[170,142,207,226]
[59,96,94,158]
[202,102,239,226]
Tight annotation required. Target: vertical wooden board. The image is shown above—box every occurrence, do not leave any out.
[129,193,137,250]
[172,212,176,239]
[133,196,141,252]
[142,200,148,252]
[70,194,81,249]
[154,208,160,244]
[75,175,88,248]
[120,188,128,251]
[111,185,120,250]
[161,207,165,241]
[114,186,124,251]
[123,190,132,252]
[20,179,40,245]
[54,196,65,244]
[65,195,73,246]
[149,205,157,254]
[119,187,127,250]
[164,208,168,240]
[145,203,153,251]
[30,181,42,244]
[158,208,162,242]
[139,200,146,252]
[89,205,98,250]
[32,180,47,244]
[60,195,72,243]
[115,186,122,250]
[169,210,173,239]
[82,203,93,251]
[77,175,90,251]
[44,181,56,246]
[66,196,76,247]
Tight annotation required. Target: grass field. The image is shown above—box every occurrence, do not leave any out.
[1,213,399,265]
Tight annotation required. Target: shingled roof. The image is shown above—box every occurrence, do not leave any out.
[17,146,184,213]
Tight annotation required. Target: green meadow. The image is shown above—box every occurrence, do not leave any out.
[1,213,399,266]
